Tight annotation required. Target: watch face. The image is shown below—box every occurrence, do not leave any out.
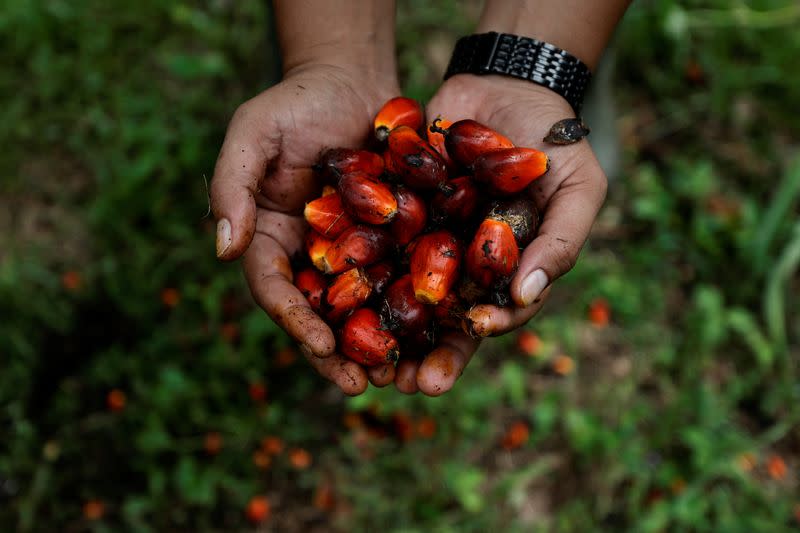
[446,32,591,114]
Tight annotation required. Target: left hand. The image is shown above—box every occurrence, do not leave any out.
[396,74,607,396]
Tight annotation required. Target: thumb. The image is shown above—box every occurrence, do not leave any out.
[210,99,278,260]
[511,158,607,306]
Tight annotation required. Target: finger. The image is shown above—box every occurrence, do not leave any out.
[511,158,607,307]
[416,332,481,397]
[301,347,368,396]
[211,98,277,261]
[463,286,551,338]
[367,363,396,388]
[394,358,421,395]
[242,226,335,358]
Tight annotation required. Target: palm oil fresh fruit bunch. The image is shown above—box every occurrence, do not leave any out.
[296,96,546,367]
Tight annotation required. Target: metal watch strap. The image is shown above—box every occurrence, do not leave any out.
[444,32,592,115]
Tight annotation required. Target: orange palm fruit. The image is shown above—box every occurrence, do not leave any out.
[430,118,514,168]
[386,126,449,191]
[321,185,337,196]
[465,197,537,290]
[426,117,456,170]
[304,192,355,238]
[390,186,427,246]
[374,96,423,141]
[381,274,433,334]
[466,218,520,289]
[409,230,462,304]
[294,267,326,313]
[305,230,334,271]
[316,148,384,183]
[472,147,549,196]
[324,268,372,323]
[365,261,394,295]
[431,176,479,224]
[322,225,392,274]
[338,173,398,225]
[340,308,400,366]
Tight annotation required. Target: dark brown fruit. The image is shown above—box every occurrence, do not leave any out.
[381,274,433,334]
[433,291,466,329]
[543,118,590,145]
[431,176,479,224]
[365,261,394,295]
[485,197,539,247]
[340,308,400,366]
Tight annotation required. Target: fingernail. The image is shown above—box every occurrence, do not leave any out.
[519,269,549,306]
[216,218,232,258]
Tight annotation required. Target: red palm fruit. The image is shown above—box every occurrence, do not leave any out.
[374,97,423,141]
[305,230,333,272]
[365,261,394,295]
[431,176,479,224]
[325,268,372,322]
[340,308,400,366]
[338,173,398,225]
[381,275,433,334]
[294,268,326,313]
[316,148,384,183]
[466,219,520,289]
[426,117,456,170]
[386,126,449,191]
[486,197,539,247]
[409,230,462,304]
[473,147,550,196]
[434,291,465,329]
[430,118,514,168]
[400,327,435,355]
[322,225,392,274]
[321,185,336,196]
[304,192,355,238]
[390,186,428,245]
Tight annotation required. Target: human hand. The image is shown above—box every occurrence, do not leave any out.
[210,64,399,395]
[396,74,607,396]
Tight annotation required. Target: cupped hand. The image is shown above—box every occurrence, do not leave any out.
[211,64,399,396]
[398,74,607,396]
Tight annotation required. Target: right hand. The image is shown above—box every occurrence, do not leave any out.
[210,63,399,395]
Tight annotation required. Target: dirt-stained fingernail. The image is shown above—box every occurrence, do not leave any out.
[519,269,548,306]
[216,218,232,258]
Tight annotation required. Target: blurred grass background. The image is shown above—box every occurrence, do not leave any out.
[1,0,799,531]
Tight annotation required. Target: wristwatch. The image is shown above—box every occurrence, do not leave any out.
[444,32,592,115]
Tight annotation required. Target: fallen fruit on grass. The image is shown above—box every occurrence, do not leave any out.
[338,172,398,225]
[430,118,514,168]
[325,268,372,322]
[304,192,355,238]
[246,496,271,523]
[340,308,400,366]
[322,225,392,274]
[374,96,423,141]
[473,147,549,195]
[409,230,461,304]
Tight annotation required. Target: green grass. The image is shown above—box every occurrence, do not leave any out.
[1,1,798,531]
